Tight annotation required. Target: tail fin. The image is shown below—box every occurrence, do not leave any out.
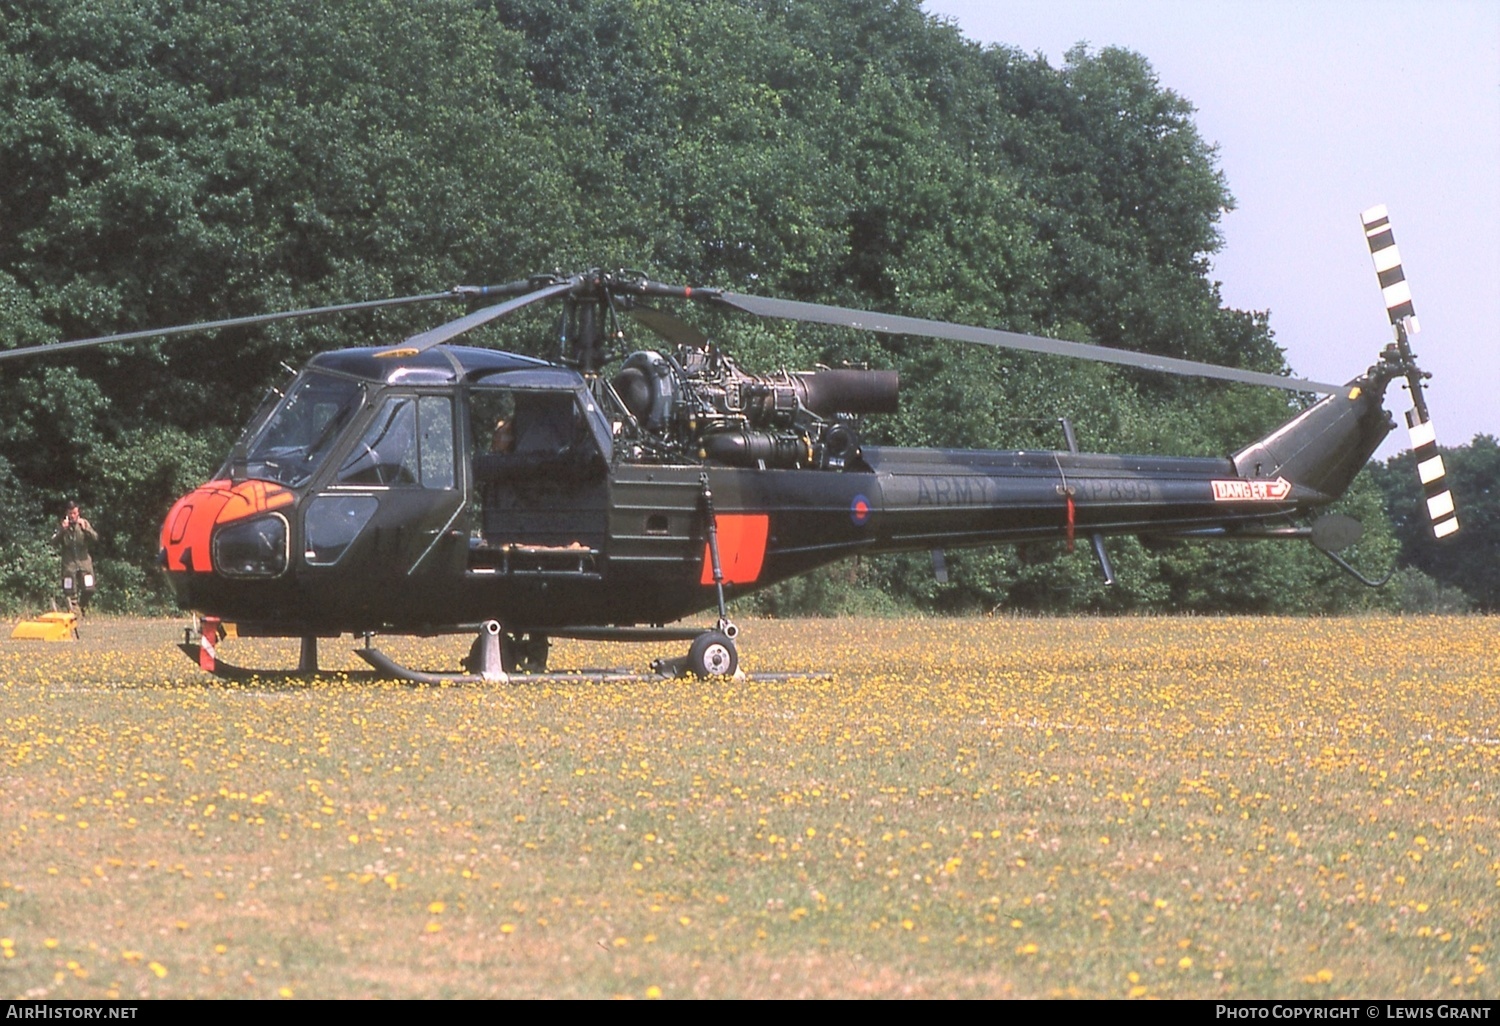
[1231,380,1392,501]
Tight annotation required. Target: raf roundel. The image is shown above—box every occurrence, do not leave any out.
[850,493,872,526]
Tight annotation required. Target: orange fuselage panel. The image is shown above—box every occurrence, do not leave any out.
[160,479,294,573]
[699,513,769,585]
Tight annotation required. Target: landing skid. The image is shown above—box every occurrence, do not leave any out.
[355,645,645,684]
[355,646,818,684]
[180,618,823,683]
[175,643,379,682]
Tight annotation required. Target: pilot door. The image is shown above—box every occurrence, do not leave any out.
[466,377,610,579]
[301,393,465,608]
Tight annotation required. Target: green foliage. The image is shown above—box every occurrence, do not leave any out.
[1,0,1416,615]
[740,560,902,618]
[1381,568,1472,614]
[0,453,60,612]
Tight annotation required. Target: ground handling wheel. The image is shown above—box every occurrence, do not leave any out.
[686,630,738,678]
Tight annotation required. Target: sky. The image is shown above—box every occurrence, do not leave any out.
[922,0,1499,459]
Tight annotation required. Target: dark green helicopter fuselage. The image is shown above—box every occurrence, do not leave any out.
[160,344,1395,638]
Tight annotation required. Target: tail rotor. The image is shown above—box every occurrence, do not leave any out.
[1361,204,1459,539]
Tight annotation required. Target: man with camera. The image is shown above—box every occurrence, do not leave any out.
[52,501,99,613]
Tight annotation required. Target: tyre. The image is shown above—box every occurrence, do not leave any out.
[686,631,738,678]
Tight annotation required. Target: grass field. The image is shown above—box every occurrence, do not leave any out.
[0,614,1495,999]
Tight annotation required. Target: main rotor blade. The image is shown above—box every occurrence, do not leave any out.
[714,292,1345,395]
[0,291,464,363]
[627,304,710,348]
[387,279,577,355]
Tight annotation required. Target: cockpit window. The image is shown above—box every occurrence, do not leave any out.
[469,383,612,464]
[337,394,456,488]
[240,372,364,487]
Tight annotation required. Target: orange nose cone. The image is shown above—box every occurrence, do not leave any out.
[160,479,295,573]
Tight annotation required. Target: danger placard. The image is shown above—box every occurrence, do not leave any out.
[1211,477,1292,502]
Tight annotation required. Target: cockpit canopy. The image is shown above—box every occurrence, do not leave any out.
[235,370,364,488]
[223,351,613,491]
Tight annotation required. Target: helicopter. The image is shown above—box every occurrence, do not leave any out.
[0,205,1459,681]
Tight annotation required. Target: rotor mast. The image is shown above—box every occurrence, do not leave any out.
[558,272,612,374]
[559,271,719,374]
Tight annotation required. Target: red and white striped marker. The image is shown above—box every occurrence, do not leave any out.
[199,617,219,672]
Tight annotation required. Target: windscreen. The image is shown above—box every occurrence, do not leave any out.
[237,371,365,487]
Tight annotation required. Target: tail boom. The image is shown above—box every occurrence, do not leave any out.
[856,370,1394,556]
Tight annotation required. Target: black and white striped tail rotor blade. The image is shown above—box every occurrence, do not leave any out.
[1407,415,1460,539]
[1362,205,1458,539]
[1361,203,1419,334]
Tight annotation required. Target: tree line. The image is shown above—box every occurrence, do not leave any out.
[0,0,1488,614]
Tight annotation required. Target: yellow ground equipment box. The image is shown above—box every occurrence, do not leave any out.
[10,611,79,641]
